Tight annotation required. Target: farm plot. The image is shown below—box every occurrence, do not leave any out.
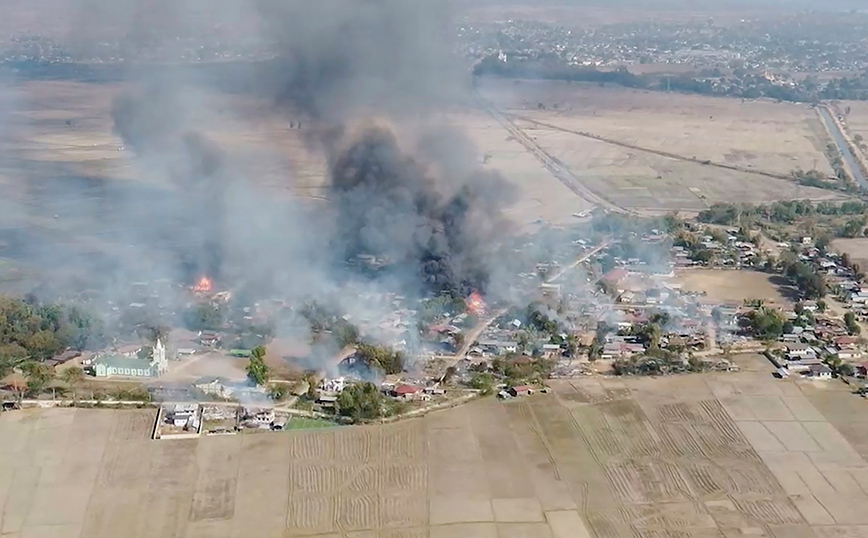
[4,368,868,538]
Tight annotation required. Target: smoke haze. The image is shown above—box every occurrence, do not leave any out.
[5,0,520,363]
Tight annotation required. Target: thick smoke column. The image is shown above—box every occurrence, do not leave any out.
[328,124,514,296]
[63,0,519,309]
[257,0,516,297]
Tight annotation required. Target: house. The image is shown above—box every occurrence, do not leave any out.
[316,394,338,410]
[115,344,141,358]
[478,341,519,355]
[242,408,274,426]
[542,344,562,358]
[194,376,232,398]
[507,385,534,397]
[804,364,832,379]
[165,403,199,430]
[320,377,348,393]
[392,385,421,399]
[199,331,220,346]
[783,358,822,373]
[837,349,862,360]
[784,343,815,361]
[45,350,81,367]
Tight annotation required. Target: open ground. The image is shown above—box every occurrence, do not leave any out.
[2,354,868,537]
[478,79,849,213]
[832,238,868,272]
[675,268,795,306]
[0,77,856,250]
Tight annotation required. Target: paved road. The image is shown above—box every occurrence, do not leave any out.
[548,240,610,283]
[817,106,868,190]
[475,93,628,214]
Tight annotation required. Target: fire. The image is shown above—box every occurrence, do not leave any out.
[466,291,487,316]
[193,276,213,293]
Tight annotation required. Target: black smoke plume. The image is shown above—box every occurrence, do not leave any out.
[327,125,514,297]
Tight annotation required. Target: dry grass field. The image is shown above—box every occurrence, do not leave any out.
[832,238,868,271]
[479,80,848,212]
[0,79,594,233]
[1,77,851,237]
[675,268,794,305]
[3,355,868,538]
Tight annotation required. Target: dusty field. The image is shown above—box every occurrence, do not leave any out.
[479,80,848,212]
[0,77,848,239]
[833,238,868,270]
[3,356,868,538]
[675,268,793,305]
[0,78,593,236]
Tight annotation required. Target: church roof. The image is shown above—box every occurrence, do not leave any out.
[95,355,154,370]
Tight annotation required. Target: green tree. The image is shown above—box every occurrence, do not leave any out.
[26,330,61,361]
[246,346,269,386]
[0,343,28,377]
[355,343,404,375]
[335,382,383,422]
[183,303,225,331]
[740,308,787,340]
[845,312,861,335]
[21,361,53,396]
[268,383,287,401]
[469,372,495,394]
[60,366,85,397]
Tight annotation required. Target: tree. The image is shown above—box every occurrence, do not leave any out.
[469,372,495,394]
[268,383,287,401]
[845,312,861,335]
[0,343,28,377]
[355,343,404,375]
[21,361,53,396]
[453,332,465,350]
[246,346,269,385]
[26,330,61,361]
[335,382,383,422]
[740,308,787,340]
[60,366,85,397]
[334,322,360,348]
[183,303,225,331]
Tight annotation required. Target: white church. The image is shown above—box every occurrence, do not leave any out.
[94,339,169,378]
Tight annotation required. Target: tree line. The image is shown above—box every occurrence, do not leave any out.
[0,296,106,375]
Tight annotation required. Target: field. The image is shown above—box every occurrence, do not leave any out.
[0,75,854,251]
[675,268,794,305]
[833,238,868,271]
[478,80,849,213]
[2,354,868,537]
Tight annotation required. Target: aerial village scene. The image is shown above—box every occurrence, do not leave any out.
[6,201,868,440]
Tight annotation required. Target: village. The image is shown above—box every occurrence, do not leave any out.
[9,208,868,434]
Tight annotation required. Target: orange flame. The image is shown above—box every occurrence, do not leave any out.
[466,291,486,316]
[193,276,213,293]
